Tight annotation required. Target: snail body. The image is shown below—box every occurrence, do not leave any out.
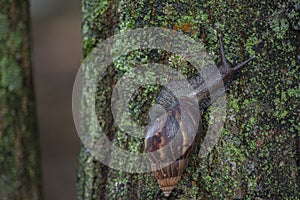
[145,34,255,197]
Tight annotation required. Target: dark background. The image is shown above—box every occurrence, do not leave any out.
[30,0,81,199]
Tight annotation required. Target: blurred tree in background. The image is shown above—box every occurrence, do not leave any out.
[0,0,41,199]
[77,0,300,199]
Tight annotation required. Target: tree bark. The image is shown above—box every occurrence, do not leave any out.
[0,0,42,199]
[77,0,300,199]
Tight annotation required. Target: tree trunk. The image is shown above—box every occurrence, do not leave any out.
[0,0,42,199]
[77,0,300,199]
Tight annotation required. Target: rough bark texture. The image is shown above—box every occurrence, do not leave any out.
[78,0,300,199]
[0,0,41,199]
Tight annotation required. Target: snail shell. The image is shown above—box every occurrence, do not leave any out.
[151,159,188,197]
[145,34,255,197]
[145,96,201,197]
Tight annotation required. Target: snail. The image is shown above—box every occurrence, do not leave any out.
[145,34,255,197]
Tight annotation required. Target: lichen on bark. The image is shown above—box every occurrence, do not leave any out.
[78,0,300,199]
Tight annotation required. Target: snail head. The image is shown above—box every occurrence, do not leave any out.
[217,33,255,80]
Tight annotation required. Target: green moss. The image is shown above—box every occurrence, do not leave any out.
[0,0,41,199]
[0,14,9,35]
[81,0,110,57]
[0,57,22,93]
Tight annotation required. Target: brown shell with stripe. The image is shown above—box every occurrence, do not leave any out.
[145,97,200,197]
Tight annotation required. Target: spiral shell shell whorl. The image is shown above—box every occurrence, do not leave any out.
[145,96,200,196]
[151,159,189,197]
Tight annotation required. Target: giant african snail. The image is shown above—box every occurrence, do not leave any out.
[145,34,255,197]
